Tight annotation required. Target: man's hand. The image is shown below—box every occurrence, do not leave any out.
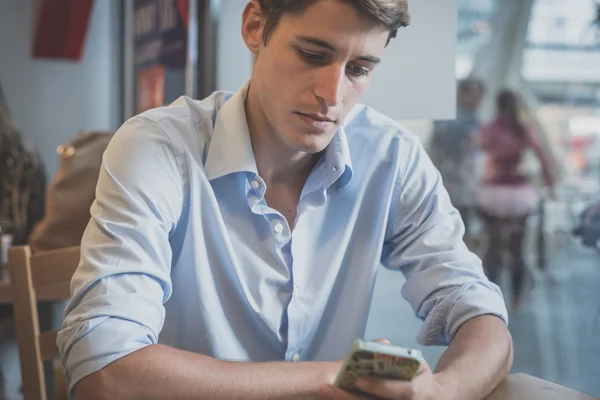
[318,316,512,400]
[316,338,447,400]
[317,359,446,400]
[355,359,445,400]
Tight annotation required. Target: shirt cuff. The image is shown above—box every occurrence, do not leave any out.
[58,317,156,398]
[416,279,508,346]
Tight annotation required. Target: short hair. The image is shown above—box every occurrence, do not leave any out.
[256,0,410,46]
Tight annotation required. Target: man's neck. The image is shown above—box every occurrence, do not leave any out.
[245,85,321,186]
[244,84,322,229]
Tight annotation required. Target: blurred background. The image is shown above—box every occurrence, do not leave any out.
[369,1,600,398]
[0,0,599,399]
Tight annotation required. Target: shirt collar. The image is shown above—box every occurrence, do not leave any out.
[322,125,353,189]
[205,80,354,189]
[205,81,258,181]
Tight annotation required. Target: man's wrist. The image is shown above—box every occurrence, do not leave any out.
[311,361,342,399]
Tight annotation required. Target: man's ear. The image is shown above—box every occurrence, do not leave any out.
[241,0,264,55]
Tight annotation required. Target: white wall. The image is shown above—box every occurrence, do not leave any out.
[0,0,122,177]
[215,0,458,120]
[215,0,253,94]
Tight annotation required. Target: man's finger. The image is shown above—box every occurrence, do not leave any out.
[356,377,415,400]
[416,359,432,374]
[374,338,391,345]
[317,383,360,400]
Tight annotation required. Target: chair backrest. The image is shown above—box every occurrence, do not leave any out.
[8,245,80,400]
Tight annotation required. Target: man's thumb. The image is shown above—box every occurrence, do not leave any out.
[374,338,391,345]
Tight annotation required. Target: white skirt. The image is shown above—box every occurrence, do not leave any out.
[476,183,539,218]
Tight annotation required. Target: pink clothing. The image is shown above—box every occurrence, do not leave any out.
[476,183,539,218]
[476,117,554,218]
[478,117,554,186]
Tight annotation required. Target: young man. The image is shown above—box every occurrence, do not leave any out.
[60,1,512,399]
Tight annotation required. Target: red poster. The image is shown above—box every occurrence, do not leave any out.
[137,65,165,114]
[32,0,95,60]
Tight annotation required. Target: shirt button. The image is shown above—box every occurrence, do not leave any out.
[251,180,261,189]
[273,223,284,234]
[292,353,300,362]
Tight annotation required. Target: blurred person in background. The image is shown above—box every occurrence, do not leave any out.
[0,82,46,245]
[429,78,485,239]
[477,89,555,311]
[0,81,46,399]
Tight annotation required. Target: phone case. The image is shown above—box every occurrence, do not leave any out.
[334,339,423,395]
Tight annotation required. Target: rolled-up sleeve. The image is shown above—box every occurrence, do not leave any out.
[381,134,508,346]
[57,117,184,395]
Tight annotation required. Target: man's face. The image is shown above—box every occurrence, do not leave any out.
[244,0,389,154]
[460,86,484,113]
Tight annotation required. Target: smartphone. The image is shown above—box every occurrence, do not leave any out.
[334,339,423,396]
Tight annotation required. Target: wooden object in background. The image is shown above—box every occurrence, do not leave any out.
[485,374,599,400]
[8,246,80,400]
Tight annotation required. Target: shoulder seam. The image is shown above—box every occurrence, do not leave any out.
[135,116,187,198]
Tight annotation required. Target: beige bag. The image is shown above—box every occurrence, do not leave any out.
[29,131,113,253]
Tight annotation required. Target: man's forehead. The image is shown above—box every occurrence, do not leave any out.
[277,1,389,35]
[281,20,389,48]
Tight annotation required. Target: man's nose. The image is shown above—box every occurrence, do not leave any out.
[314,64,344,108]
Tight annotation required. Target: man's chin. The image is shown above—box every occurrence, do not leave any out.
[290,133,335,154]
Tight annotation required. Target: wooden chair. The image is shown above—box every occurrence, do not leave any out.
[8,245,80,400]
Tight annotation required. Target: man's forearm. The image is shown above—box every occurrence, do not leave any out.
[73,344,339,400]
[433,315,513,400]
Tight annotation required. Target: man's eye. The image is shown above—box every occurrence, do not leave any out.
[298,50,326,65]
[347,65,370,78]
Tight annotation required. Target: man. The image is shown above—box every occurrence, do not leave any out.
[60,1,512,399]
[428,79,485,236]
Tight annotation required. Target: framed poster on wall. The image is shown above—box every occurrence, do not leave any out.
[122,0,200,119]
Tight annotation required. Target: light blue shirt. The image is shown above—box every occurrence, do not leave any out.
[58,82,507,394]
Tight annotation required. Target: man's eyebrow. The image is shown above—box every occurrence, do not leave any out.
[296,35,336,51]
[357,55,381,64]
[295,35,381,64]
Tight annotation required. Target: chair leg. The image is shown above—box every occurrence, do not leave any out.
[53,362,67,400]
